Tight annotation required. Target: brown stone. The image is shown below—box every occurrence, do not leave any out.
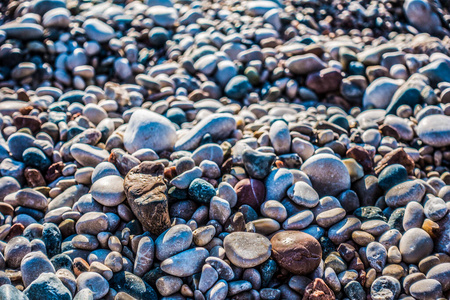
[13,115,41,133]
[379,124,400,140]
[423,218,441,239]
[45,162,65,182]
[349,256,364,272]
[164,166,177,181]
[234,178,265,212]
[124,161,171,236]
[302,278,335,300]
[337,243,356,262]
[59,219,76,238]
[5,223,24,242]
[19,105,33,115]
[374,148,415,175]
[0,203,14,216]
[306,68,343,94]
[73,257,89,276]
[109,150,140,176]
[271,231,322,275]
[224,212,246,233]
[346,146,373,173]
[24,167,46,187]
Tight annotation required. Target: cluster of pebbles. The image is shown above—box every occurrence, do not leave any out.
[0,0,449,299]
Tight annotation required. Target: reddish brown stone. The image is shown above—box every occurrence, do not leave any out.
[337,243,356,262]
[346,146,373,173]
[19,105,33,115]
[302,278,335,300]
[349,256,365,272]
[24,167,46,187]
[306,68,343,94]
[357,269,366,286]
[5,223,24,242]
[374,148,415,175]
[379,124,400,140]
[0,203,14,217]
[224,212,246,233]
[275,160,285,168]
[271,231,322,275]
[109,150,140,176]
[234,178,265,211]
[164,166,177,180]
[124,161,171,236]
[73,257,89,276]
[45,162,65,182]
[17,90,30,102]
[59,219,76,239]
[221,157,233,175]
[14,115,41,133]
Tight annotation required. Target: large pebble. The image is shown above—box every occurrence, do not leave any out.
[301,154,351,197]
[223,232,271,268]
[123,109,176,153]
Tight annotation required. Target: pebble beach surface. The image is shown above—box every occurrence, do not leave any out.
[0,0,449,299]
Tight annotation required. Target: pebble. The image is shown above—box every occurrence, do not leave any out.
[223,232,271,268]
[23,272,72,300]
[301,154,351,197]
[82,19,115,43]
[90,175,125,206]
[76,272,109,299]
[123,109,177,153]
[399,228,434,264]
[160,247,209,277]
[287,181,319,208]
[0,0,448,298]
[410,279,443,300]
[271,231,321,275]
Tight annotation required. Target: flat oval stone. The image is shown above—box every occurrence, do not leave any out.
[5,236,31,268]
[410,279,443,300]
[282,210,314,230]
[160,248,209,277]
[385,180,425,208]
[70,143,109,167]
[287,181,319,208]
[301,154,351,197]
[0,23,44,40]
[21,251,55,287]
[155,224,193,261]
[223,232,271,268]
[15,188,47,211]
[123,109,176,154]
[134,236,155,277]
[0,284,28,300]
[426,263,450,292]
[271,231,321,275]
[417,115,450,147]
[77,272,109,299]
[269,120,291,154]
[82,19,115,43]
[174,114,236,151]
[399,228,433,264]
[75,212,109,235]
[109,271,157,299]
[91,175,125,207]
[328,217,362,245]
